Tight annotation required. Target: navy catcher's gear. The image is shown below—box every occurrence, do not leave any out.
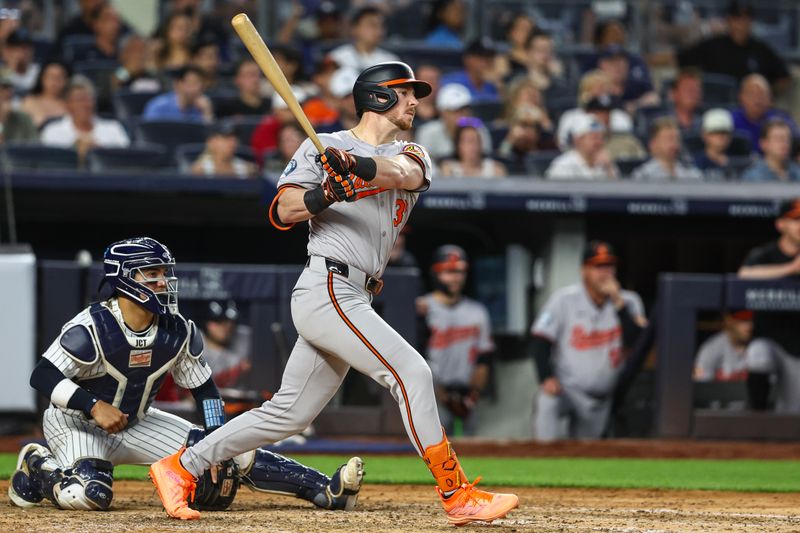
[102,237,178,315]
[237,449,363,510]
[8,443,53,508]
[353,61,432,117]
[59,325,99,364]
[185,428,239,511]
[53,458,114,511]
[188,321,204,358]
[201,398,226,432]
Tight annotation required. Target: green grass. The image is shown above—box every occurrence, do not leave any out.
[2,453,798,493]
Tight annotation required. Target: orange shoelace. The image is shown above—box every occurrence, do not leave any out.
[458,476,493,505]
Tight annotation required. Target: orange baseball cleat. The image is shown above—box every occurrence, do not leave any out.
[149,448,201,520]
[437,476,519,526]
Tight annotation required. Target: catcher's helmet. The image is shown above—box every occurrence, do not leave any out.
[101,237,178,315]
[431,245,469,273]
[352,61,432,117]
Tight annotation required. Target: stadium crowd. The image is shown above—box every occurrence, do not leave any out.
[0,0,798,182]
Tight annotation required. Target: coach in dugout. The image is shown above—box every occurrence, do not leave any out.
[738,199,800,412]
[530,241,646,442]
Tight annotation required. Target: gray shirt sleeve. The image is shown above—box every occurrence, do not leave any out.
[531,292,563,341]
[694,334,722,382]
[277,137,324,189]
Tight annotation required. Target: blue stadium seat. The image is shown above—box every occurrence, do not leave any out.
[175,142,256,173]
[230,116,266,147]
[488,125,509,151]
[524,150,560,177]
[386,42,464,72]
[73,60,119,112]
[61,35,97,64]
[113,89,162,124]
[634,105,673,139]
[2,144,78,171]
[471,101,504,124]
[135,120,209,154]
[616,157,648,177]
[86,144,171,174]
[683,131,752,157]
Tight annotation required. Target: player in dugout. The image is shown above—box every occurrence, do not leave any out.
[530,241,647,442]
[738,198,800,412]
[9,237,364,513]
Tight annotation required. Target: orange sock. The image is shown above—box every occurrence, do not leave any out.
[422,432,468,494]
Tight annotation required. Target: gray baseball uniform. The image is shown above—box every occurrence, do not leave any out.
[420,293,494,434]
[531,283,644,441]
[746,338,800,413]
[42,298,209,467]
[180,130,443,477]
[694,331,748,382]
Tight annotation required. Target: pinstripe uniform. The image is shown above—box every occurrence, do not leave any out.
[180,130,444,477]
[43,297,211,467]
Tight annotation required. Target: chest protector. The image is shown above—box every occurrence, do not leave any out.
[79,303,189,423]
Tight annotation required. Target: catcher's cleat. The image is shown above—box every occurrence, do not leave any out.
[149,448,200,520]
[8,443,49,508]
[327,456,365,511]
[437,477,519,526]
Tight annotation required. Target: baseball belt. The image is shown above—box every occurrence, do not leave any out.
[306,255,384,296]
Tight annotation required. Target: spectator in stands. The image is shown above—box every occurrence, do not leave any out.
[216,59,270,118]
[153,11,193,72]
[40,76,129,161]
[494,14,535,82]
[668,68,703,134]
[263,122,305,175]
[525,30,566,94]
[584,95,646,162]
[502,77,553,133]
[416,83,492,161]
[328,7,399,73]
[585,20,656,108]
[143,65,213,123]
[1,30,38,93]
[250,86,308,161]
[21,61,69,128]
[111,34,161,93]
[546,113,618,180]
[190,121,256,179]
[57,0,129,47]
[739,199,800,412]
[694,310,753,382]
[677,0,790,94]
[632,117,703,181]
[731,74,797,155]
[326,67,359,131]
[531,240,646,441]
[597,44,659,115]
[190,39,221,90]
[0,7,21,58]
[741,119,800,182]
[170,0,228,59]
[201,300,252,389]
[441,38,500,103]
[439,119,507,178]
[425,0,465,48]
[413,64,442,123]
[269,45,313,99]
[557,70,633,150]
[80,2,122,62]
[695,109,736,180]
[498,105,549,173]
[0,74,36,144]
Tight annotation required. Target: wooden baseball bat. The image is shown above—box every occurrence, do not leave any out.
[231,13,324,153]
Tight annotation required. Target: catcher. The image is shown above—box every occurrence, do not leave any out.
[9,237,363,512]
[416,245,494,435]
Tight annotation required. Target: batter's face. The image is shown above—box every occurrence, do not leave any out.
[384,85,419,130]
[437,268,467,295]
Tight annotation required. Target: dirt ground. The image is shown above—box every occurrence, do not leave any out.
[1,480,799,533]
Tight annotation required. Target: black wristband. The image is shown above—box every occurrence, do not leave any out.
[304,187,332,215]
[70,387,99,417]
[352,154,377,181]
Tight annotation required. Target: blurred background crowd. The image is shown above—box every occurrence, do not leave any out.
[1,0,800,182]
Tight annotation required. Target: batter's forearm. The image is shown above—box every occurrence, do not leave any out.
[275,187,315,224]
[370,154,425,191]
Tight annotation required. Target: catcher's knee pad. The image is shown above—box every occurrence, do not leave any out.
[238,448,346,509]
[53,458,114,511]
[185,427,239,511]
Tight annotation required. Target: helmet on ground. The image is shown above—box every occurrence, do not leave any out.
[102,237,178,315]
[352,61,432,117]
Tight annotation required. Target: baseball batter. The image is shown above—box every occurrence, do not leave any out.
[150,62,518,525]
[530,241,646,441]
[417,245,494,435]
[9,237,363,513]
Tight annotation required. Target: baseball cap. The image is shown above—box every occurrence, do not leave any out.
[464,37,496,57]
[207,121,236,138]
[329,67,359,98]
[207,300,239,322]
[570,112,605,139]
[6,30,32,47]
[599,44,627,61]
[272,85,307,110]
[702,108,733,133]
[727,0,753,17]
[582,240,618,266]
[778,198,800,220]
[584,93,617,111]
[436,83,472,111]
[728,309,754,321]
